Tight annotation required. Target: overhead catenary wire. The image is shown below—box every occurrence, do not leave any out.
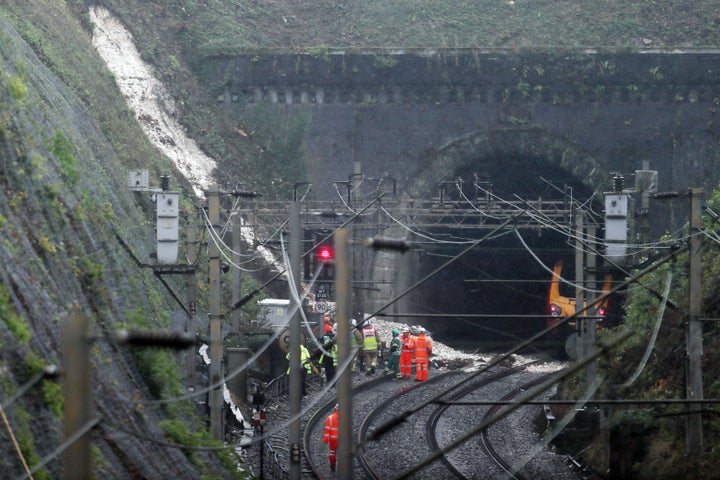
[513,189,687,307]
[514,227,615,296]
[367,210,527,320]
[112,195,386,408]
[202,207,275,272]
[359,243,687,453]
[619,270,673,388]
[379,205,488,245]
[392,332,633,479]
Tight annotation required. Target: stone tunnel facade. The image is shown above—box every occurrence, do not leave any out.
[204,48,720,313]
[206,48,720,199]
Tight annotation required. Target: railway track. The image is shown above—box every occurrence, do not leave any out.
[302,361,580,479]
[425,364,536,479]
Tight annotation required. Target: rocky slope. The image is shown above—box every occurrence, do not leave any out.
[0,11,242,480]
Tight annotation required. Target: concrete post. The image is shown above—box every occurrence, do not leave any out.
[227,348,249,405]
[208,190,224,441]
[585,222,597,393]
[351,163,362,317]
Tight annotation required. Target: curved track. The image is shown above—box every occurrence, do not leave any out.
[304,373,402,478]
[303,363,582,479]
[425,364,535,479]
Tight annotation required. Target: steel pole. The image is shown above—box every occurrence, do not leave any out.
[686,188,704,453]
[574,209,584,361]
[185,220,198,388]
[232,211,242,332]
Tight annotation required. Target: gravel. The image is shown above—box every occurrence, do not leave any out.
[239,315,581,479]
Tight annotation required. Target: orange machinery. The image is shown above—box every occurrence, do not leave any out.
[547,260,612,335]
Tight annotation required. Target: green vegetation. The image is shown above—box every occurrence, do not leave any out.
[160,419,247,479]
[99,0,719,52]
[13,407,49,480]
[49,131,79,185]
[8,75,27,101]
[0,284,31,345]
[569,191,720,477]
[135,348,185,399]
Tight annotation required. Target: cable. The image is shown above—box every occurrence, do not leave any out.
[367,211,525,320]
[202,208,275,272]
[619,270,673,388]
[508,373,605,476]
[514,228,614,295]
[17,417,100,480]
[1,403,33,480]
[517,190,688,307]
[333,183,356,214]
[392,332,632,479]
[379,205,502,245]
[359,244,686,453]
[103,417,245,451]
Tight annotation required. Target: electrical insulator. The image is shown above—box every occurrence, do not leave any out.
[613,174,624,193]
[363,237,410,252]
[161,175,170,191]
[231,190,261,199]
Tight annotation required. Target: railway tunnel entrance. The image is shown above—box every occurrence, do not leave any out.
[373,135,608,354]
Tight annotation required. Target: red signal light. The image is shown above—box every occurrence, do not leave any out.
[317,245,334,262]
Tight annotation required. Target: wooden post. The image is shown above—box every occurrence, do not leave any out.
[288,200,302,480]
[62,314,92,480]
[335,228,354,480]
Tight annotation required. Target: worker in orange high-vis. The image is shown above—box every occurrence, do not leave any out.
[400,327,415,379]
[322,404,340,471]
[414,327,432,382]
[323,316,334,336]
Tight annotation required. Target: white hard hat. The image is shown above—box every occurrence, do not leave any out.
[418,327,426,333]
[351,318,357,327]
[402,327,410,333]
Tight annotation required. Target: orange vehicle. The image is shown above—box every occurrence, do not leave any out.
[546,260,612,336]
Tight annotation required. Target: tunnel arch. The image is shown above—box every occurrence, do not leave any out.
[368,127,608,351]
[407,127,609,199]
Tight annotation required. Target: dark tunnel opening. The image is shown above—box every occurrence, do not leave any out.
[405,154,608,354]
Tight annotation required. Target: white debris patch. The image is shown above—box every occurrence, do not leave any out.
[89,6,216,197]
[367,315,491,367]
